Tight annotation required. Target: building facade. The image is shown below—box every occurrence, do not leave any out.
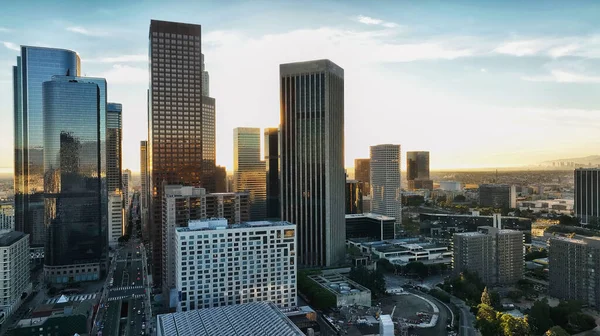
[453,225,523,285]
[0,231,30,318]
[107,102,123,194]
[201,96,216,193]
[108,192,123,248]
[370,144,401,225]
[0,203,15,231]
[233,128,266,220]
[406,151,433,191]
[549,236,600,308]
[479,184,516,209]
[345,213,394,241]
[345,180,363,214]
[42,77,103,283]
[575,168,600,224]
[205,192,250,224]
[354,159,370,196]
[13,46,81,247]
[140,140,149,240]
[149,20,204,285]
[264,127,280,219]
[280,59,345,267]
[175,220,297,311]
[122,169,131,212]
[215,165,227,193]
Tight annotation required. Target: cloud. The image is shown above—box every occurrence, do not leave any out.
[0,27,10,32]
[96,64,147,84]
[355,15,399,29]
[2,42,19,51]
[522,70,600,83]
[66,26,109,37]
[480,68,487,72]
[85,54,146,63]
[494,35,600,59]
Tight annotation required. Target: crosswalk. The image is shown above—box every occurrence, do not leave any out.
[111,285,144,291]
[46,293,97,304]
[108,293,145,302]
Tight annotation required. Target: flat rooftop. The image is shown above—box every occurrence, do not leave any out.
[156,302,304,336]
[0,231,26,247]
[421,213,528,220]
[177,220,295,233]
[345,213,395,221]
[308,273,371,297]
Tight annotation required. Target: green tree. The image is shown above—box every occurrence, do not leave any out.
[545,326,569,336]
[529,299,552,335]
[481,287,492,306]
[550,300,582,328]
[405,262,428,278]
[499,314,530,336]
[476,304,500,336]
[566,312,596,334]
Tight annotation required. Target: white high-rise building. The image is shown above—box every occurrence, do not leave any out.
[108,192,124,248]
[175,219,297,312]
[0,231,31,318]
[370,144,402,226]
[122,169,132,212]
[0,203,14,231]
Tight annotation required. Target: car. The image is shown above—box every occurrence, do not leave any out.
[137,277,140,281]
[132,282,135,286]
[142,323,146,329]
[131,320,135,325]
[140,332,144,336]
[138,310,141,315]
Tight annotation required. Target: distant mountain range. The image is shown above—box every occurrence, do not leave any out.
[540,155,600,165]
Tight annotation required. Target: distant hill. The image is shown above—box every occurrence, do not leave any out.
[541,155,600,165]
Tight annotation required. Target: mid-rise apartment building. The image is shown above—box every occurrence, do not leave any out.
[479,184,517,209]
[453,218,523,285]
[0,203,14,231]
[0,231,31,318]
[108,192,123,248]
[175,219,297,312]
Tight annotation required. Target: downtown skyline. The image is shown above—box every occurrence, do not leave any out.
[1,0,600,172]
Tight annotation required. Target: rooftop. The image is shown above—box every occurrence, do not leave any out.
[156,302,304,336]
[421,213,527,220]
[177,220,295,233]
[345,213,395,221]
[308,273,371,297]
[0,230,26,247]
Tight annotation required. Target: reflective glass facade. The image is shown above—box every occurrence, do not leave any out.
[14,47,80,246]
[280,60,345,267]
[107,103,123,193]
[201,96,216,193]
[149,20,203,286]
[233,128,266,220]
[406,151,433,191]
[42,78,102,279]
[354,158,370,196]
[264,127,280,219]
[345,180,363,214]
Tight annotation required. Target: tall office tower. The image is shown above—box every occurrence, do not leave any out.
[575,168,600,224]
[549,236,600,307]
[140,140,149,239]
[0,202,15,231]
[215,165,227,193]
[406,151,433,191]
[122,169,132,212]
[42,77,103,283]
[233,128,266,220]
[453,221,523,285]
[264,127,280,219]
[345,180,363,214]
[13,46,80,247]
[108,193,123,248]
[201,96,216,193]
[201,53,209,97]
[175,219,297,311]
[149,20,203,285]
[107,103,123,193]
[354,159,370,196]
[370,144,401,226]
[205,192,251,224]
[0,231,31,317]
[162,185,206,305]
[479,184,516,209]
[280,59,345,267]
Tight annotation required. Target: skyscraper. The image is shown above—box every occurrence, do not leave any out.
[354,158,370,196]
[479,184,516,209]
[13,46,80,247]
[122,169,132,212]
[201,96,216,193]
[370,144,401,225]
[215,165,227,193]
[140,140,149,239]
[42,77,103,283]
[264,127,280,219]
[345,180,363,214]
[233,127,266,220]
[149,19,204,285]
[406,151,433,190]
[107,103,123,193]
[201,53,209,97]
[575,168,600,224]
[280,59,345,267]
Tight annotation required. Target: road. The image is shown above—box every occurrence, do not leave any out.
[451,297,478,336]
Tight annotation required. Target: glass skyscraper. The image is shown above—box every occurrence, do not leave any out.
[13,47,80,247]
[264,127,280,219]
[280,59,345,267]
[233,127,266,220]
[406,151,433,190]
[107,103,123,193]
[42,77,103,283]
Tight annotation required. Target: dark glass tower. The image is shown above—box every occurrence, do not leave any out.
[42,77,103,283]
[354,158,370,196]
[149,20,203,285]
[345,180,363,214]
[264,127,280,219]
[233,127,266,220]
[107,103,123,193]
[280,59,345,267]
[13,46,80,247]
[406,151,433,190]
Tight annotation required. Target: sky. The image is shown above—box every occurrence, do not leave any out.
[1,0,600,173]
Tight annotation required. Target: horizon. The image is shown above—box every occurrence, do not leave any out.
[1,1,600,172]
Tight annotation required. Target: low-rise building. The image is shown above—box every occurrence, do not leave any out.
[420,213,532,242]
[308,273,371,307]
[347,238,451,266]
[0,231,31,319]
[345,213,395,241]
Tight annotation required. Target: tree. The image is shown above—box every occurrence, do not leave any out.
[529,299,552,335]
[525,249,548,261]
[476,304,500,336]
[545,326,569,336]
[453,195,466,202]
[405,262,428,279]
[481,287,492,306]
[550,300,582,328]
[499,314,530,336]
[566,312,596,334]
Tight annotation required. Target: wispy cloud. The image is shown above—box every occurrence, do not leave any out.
[85,54,146,63]
[494,35,600,59]
[66,26,109,37]
[355,15,399,29]
[522,70,600,83]
[1,42,19,51]
[0,27,11,32]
